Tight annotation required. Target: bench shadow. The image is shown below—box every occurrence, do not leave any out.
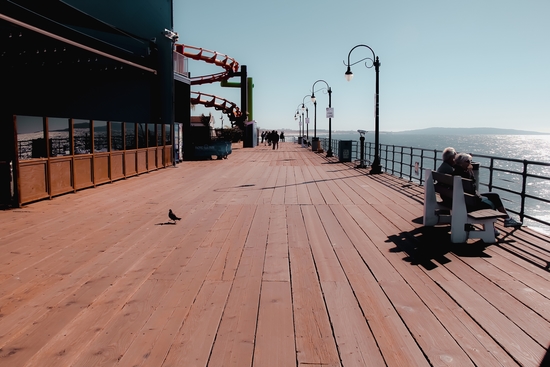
[387,219,493,270]
[156,222,176,226]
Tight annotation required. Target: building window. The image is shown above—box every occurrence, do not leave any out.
[74,119,91,154]
[157,124,163,146]
[94,121,108,152]
[16,115,45,160]
[125,122,136,150]
[148,123,156,147]
[138,123,147,149]
[111,122,123,151]
[165,124,172,145]
[48,117,71,157]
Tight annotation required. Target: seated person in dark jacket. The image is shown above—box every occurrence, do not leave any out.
[453,153,522,227]
[435,147,456,207]
[437,147,456,174]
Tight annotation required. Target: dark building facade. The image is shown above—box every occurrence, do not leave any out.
[0,0,190,206]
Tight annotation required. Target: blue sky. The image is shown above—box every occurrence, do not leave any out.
[174,0,550,133]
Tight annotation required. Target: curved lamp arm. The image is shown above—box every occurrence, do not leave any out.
[310,79,331,103]
[343,44,379,81]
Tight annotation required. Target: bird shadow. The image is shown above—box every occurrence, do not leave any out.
[156,222,177,226]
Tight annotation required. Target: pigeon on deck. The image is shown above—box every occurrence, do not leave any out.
[168,209,181,223]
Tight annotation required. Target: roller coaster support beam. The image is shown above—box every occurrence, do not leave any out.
[223,65,253,128]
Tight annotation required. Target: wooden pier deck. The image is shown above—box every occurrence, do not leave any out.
[1,141,549,367]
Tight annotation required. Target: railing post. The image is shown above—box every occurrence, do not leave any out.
[399,147,403,178]
[408,148,413,182]
[433,149,438,171]
[420,150,424,185]
[520,160,528,223]
[488,158,494,191]
[391,145,395,175]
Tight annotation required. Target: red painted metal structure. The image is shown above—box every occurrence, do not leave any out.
[175,44,242,121]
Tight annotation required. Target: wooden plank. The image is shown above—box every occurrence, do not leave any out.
[284,166,299,205]
[305,165,339,205]
[7,203,222,366]
[0,225,173,365]
[206,205,256,282]
[1,141,550,367]
[256,166,280,204]
[294,166,312,205]
[286,205,340,366]
[341,204,485,366]
[461,255,550,322]
[253,281,296,367]
[207,204,270,367]
[317,205,430,367]
[427,267,546,366]
[442,256,550,348]
[263,205,290,282]
[271,166,287,205]
[115,205,244,367]
[300,165,325,205]
[351,204,519,366]
[161,280,231,367]
[485,245,550,296]
[310,165,353,205]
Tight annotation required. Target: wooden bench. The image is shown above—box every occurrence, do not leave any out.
[423,169,507,243]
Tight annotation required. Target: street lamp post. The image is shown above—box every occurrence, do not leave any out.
[302,94,312,146]
[313,99,317,137]
[310,80,333,157]
[344,44,382,174]
[295,103,305,145]
[301,108,305,146]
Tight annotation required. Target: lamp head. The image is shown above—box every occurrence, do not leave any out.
[311,94,316,103]
[301,103,305,112]
[345,66,353,82]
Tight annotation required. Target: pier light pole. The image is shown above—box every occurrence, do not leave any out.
[302,94,312,145]
[295,103,304,145]
[310,80,333,157]
[344,44,382,174]
[313,99,317,137]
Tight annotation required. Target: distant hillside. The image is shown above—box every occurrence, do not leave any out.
[392,127,549,135]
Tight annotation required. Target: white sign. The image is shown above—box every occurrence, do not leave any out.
[326,107,334,118]
[305,117,310,125]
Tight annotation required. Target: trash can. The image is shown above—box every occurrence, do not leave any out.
[338,140,352,162]
[311,137,319,152]
[297,136,303,144]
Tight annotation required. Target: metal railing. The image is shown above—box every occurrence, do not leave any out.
[317,138,359,159]
[313,138,550,233]
[173,51,188,76]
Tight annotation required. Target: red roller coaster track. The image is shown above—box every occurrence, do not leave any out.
[190,91,241,120]
[175,44,242,121]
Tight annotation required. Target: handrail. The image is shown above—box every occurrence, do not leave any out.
[317,137,550,233]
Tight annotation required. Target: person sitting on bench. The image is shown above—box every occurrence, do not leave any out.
[437,147,456,174]
[453,152,522,228]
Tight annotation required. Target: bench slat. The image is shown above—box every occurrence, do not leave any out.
[468,209,507,220]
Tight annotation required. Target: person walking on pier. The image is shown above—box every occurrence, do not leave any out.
[272,130,279,150]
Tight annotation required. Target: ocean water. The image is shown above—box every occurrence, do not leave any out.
[310,131,550,235]
[324,131,550,161]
